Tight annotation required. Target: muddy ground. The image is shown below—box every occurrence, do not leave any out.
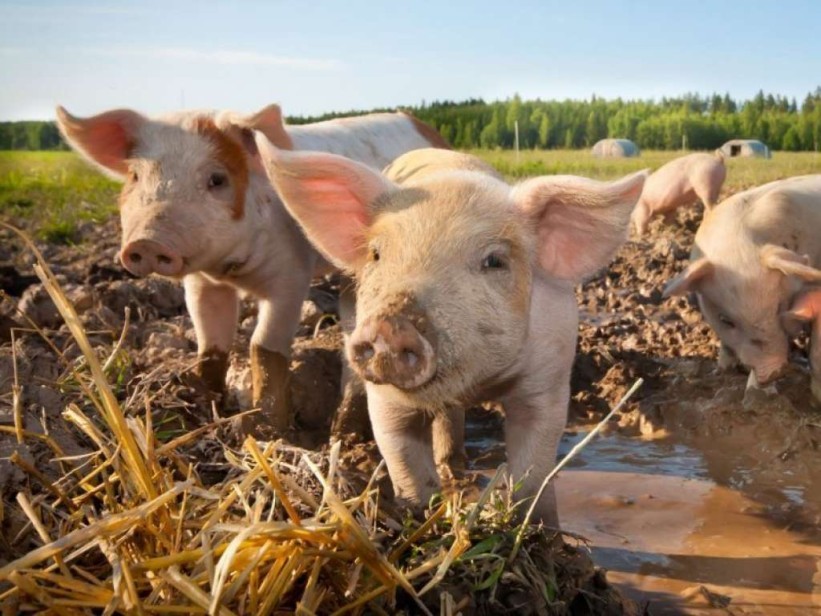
[1,196,820,613]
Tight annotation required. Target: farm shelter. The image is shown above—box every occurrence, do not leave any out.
[591,138,640,158]
[719,139,771,158]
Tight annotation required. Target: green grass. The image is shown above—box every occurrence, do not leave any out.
[1,149,820,243]
[470,148,821,192]
[0,151,119,242]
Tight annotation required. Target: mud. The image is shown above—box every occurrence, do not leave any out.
[1,196,821,613]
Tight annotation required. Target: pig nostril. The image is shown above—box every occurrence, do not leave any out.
[355,343,375,363]
[401,349,419,368]
[157,255,172,266]
[129,252,143,264]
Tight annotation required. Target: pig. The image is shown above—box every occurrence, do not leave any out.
[55,103,448,434]
[257,142,646,524]
[631,151,726,236]
[663,175,821,397]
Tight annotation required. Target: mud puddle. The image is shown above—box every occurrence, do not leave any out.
[464,413,821,614]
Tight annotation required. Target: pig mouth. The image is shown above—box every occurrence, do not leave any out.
[220,258,249,277]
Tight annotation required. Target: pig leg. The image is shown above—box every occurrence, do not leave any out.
[630,201,651,237]
[366,386,440,509]
[331,279,371,439]
[249,285,308,433]
[432,406,466,481]
[696,181,721,210]
[183,274,239,397]
[501,388,568,528]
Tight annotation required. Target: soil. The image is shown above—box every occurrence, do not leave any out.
[1,195,820,614]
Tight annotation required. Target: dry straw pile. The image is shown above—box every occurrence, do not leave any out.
[0,227,619,615]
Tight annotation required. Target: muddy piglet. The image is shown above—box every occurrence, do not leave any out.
[258,143,646,524]
[631,151,726,236]
[664,175,821,397]
[56,104,444,435]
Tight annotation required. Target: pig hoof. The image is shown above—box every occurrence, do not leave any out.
[436,452,467,484]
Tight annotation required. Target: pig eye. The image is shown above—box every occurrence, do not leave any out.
[370,246,380,262]
[481,252,508,271]
[129,170,139,183]
[718,313,736,329]
[208,172,229,190]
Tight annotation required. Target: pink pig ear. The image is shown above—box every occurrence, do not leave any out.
[55,106,145,179]
[662,257,714,297]
[241,104,293,150]
[221,103,293,154]
[788,288,821,322]
[255,134,397,270]
[512,169,647,280]
[760,244,821,281]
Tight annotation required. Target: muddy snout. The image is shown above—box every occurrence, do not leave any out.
[348,314,437,390]
[750,362,787,387]
[120,238,184,277]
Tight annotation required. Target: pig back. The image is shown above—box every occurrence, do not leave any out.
[743,175,821,259]
[383,149,502,186]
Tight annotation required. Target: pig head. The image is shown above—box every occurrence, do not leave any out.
[56,105,293,280]
[664,176,821,389]
[56,103,446,436]
[258,142,645,525]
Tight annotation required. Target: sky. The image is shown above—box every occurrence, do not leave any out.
[1,0,821,121]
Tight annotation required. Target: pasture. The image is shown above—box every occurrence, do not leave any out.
[1,148,821,613]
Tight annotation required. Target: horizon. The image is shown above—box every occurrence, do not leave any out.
[2,0,821,122]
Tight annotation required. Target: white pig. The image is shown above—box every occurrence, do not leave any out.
[56,104,448,433]
[664,175,821,396]
[258,143,646,524]
[631,151,726,236]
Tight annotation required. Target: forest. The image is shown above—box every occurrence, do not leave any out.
[3,87,821,152]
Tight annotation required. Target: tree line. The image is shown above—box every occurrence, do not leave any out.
[4,88,821,152]
[0,121,67,151]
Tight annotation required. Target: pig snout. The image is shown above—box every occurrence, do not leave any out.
[120,239,184,277]
[751,361,787,386]
[348,315,437,390]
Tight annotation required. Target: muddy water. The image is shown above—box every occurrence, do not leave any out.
[465,417,821,614]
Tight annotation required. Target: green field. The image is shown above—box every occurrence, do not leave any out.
[471,148,821,187]
[2,149,820,242]
[0,151,119,242]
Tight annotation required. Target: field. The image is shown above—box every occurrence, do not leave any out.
[0,151,119,242]
[2,149,821,614]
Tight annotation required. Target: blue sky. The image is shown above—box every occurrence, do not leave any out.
[1,0,820,121]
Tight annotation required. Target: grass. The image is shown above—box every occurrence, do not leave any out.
[1,149,820,244]
[0,151,119,243]
[470,148,821,191]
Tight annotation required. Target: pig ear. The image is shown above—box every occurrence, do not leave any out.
[227,104,293,150]
[662,258,714,297]
[788,288,821,321]
[760,244,821,281]
[255,134,397,270]
[512,170,647,280]
[55,106,145,179]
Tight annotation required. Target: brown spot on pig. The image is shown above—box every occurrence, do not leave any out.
[194,117,249,219]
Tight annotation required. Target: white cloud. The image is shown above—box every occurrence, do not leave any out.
[75,46,343,70]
